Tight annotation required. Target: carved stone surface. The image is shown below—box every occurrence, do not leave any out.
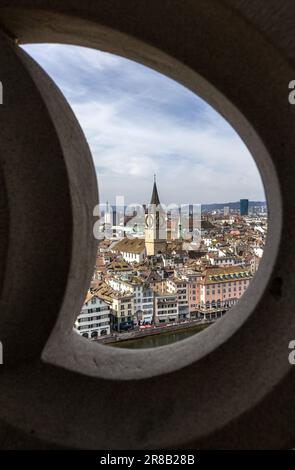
[0,0,294,449]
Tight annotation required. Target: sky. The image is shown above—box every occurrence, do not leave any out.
[23,44,265,205]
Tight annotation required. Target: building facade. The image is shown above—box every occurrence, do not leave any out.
[197,266,252,319]
[74,292,111,339]
[166,276,189,319]
[111,292,135,331]
[153,292,179,324]
[107,275,154,325]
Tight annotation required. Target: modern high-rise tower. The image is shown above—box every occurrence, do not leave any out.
[144,176,167,256]
[240,199,249,216]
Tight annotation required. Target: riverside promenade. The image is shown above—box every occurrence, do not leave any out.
[95,318,214,346]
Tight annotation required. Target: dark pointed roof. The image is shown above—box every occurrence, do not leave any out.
[150,175,160,205]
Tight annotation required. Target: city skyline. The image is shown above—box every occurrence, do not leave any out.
[23,44,266,205]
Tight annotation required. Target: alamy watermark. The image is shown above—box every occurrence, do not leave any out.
[0,341,3,365]
[288,340,295,365]
[288,80,295,104]
[93,197,201,249]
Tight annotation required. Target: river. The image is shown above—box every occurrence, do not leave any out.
[109,323,210,349]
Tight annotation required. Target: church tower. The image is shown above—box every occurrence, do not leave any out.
[145,175,167,256]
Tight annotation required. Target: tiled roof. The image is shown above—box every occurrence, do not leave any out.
[203,266,252,284]
[112,237,146,254]
[89,283,133,302]
[107,259,132,271]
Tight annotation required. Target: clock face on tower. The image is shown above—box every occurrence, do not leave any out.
[145,213,166,233]
[145,214,154,229]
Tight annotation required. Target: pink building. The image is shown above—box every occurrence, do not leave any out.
[190,266,252,319]
[187,275,202,317]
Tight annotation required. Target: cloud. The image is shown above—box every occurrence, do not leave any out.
[23,43,265,205]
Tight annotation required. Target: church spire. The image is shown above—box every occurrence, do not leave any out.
[150,174,160,206]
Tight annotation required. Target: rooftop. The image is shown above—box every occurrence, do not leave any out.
[112,237,146,254]
[203,266,252,284]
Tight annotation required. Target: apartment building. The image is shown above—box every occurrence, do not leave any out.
[153,291,179,324]
[198,266,252,319]
[107,275,153,324]
[111,292,135,331]
[184,272,202,318]
[208,255,245,267]
[74,291,111,339]
[166,276,189,319]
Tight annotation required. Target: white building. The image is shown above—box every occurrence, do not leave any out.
[111,237,146,264]
[166,276,189,319]
[74,292,111,339]
[140,287,154,324]
[154,292,179,324]
[208,256,245,267]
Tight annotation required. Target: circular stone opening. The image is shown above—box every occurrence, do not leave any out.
[21,41,279,379]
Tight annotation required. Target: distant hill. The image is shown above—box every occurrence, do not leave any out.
[201,201,266,212]
[106,201,267,214]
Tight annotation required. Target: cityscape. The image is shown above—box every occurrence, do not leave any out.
[21,44,267,349]
[74,178,267,348]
